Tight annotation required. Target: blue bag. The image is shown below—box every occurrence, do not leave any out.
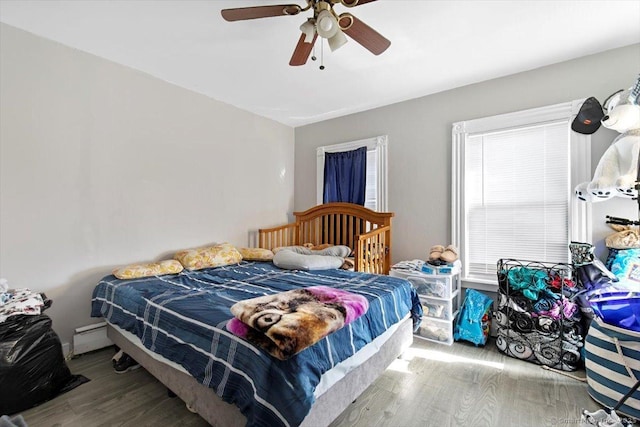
[588,291,640,332]
[454,289,493,346]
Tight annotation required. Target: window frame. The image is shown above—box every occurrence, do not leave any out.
[452,100,592,291]
[316,135,388,211]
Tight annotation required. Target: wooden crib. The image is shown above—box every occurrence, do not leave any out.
[258,202,394,274]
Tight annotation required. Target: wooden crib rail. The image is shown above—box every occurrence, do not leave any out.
[258,223,298,250]
[257,203,394,274]
[355,225,391,274]
[294,202,393,226]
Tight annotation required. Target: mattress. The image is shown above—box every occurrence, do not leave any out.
[91,261,420,426]
[109,312,408,400]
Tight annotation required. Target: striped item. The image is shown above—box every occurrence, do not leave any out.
[585,317,640,420]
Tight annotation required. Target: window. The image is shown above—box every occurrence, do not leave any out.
[452,101,592,291]
[316,135,388,211]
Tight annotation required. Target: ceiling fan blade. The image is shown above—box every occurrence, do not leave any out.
[221,4,302,22]
[338,13,390,55]
[290,32,318,66]
[339,0,378,7]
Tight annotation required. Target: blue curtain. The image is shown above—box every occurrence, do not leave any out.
[323,146,367,205]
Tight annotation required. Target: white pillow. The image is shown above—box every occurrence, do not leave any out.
[272,245,352,257]
[272,250,345,270]
[318,245,352,257]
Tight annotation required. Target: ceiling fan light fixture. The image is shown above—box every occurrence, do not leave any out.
[328,29,348,51]
[300,20,315,43]
[221,1,391,66]
[316,9,338,39]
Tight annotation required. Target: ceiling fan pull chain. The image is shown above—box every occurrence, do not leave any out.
[320,39,325,70]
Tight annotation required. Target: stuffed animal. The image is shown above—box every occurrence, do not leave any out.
[574,75,640,202]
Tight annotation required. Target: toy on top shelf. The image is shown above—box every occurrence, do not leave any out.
[573,74,640,203]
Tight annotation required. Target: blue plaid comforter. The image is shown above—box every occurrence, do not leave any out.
[91,262,420,427]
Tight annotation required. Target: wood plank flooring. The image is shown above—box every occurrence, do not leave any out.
[19,337,600,427]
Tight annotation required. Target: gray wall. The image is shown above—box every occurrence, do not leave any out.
[1,22,638,351]
[0,24,295,350]
[294,44,640,265]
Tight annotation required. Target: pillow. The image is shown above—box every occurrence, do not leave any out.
[113,259,183,280]
[273,245,308,254]
[174,243,242,270]
[272,250,344,270]
[238,247,274,261]
[317,245,352,257]
[272,245,352,258]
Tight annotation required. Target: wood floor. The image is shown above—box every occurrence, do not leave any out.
[19,337,600,427]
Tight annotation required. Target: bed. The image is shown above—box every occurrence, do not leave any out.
[91,261,420,427]
[257,202,394,275]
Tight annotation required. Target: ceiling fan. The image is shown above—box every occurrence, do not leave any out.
[221,0,390,66]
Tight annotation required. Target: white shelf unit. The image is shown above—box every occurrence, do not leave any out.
[390,268,461,345]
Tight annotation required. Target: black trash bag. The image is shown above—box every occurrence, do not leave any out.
[0,314,75,414]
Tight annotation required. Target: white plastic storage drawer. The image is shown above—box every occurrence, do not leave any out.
[415,316,454,345]
[406,275,456,299]
[420,293,459,321]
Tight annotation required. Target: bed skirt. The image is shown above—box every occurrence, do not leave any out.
[107,315,414,426]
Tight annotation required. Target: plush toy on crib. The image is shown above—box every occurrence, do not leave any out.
[574,74,640,202]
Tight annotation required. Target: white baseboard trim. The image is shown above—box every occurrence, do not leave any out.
[72,322,113,355]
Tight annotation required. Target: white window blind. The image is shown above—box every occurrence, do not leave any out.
[452,100,592,291]
[465,122,570,281]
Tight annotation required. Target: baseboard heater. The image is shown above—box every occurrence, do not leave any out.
[73,322,113,355]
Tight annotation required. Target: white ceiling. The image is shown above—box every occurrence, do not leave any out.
[1,0,639,127]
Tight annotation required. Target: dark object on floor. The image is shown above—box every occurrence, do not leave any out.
[113,352,140,374]
[0,314,89,415]
[111,348,123,368]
